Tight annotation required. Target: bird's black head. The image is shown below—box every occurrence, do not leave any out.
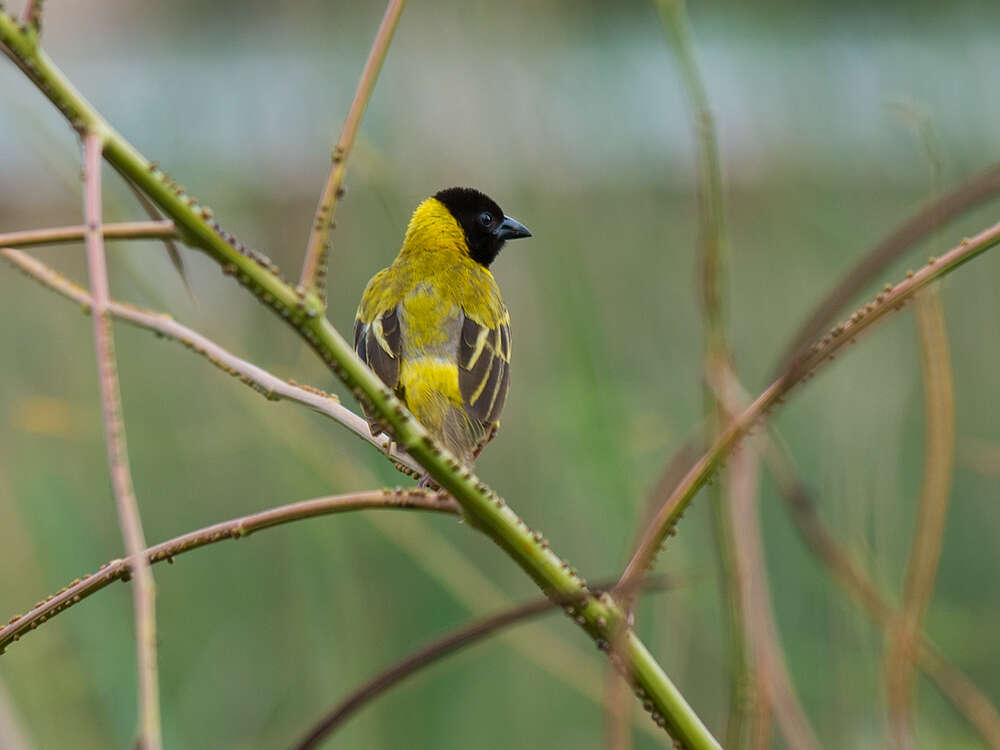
[434,187,531,268]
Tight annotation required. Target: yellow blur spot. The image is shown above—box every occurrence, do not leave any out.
[14,395,80,438]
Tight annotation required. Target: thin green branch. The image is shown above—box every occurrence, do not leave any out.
[299,0,407,301]
[0,13,717,746]
[81,131,161,750]
[620,217,1000,592]
[0,489,456,653]
[1,247,422,477]
[656,0,728,360]
[653,2,746,745]
[887,287,956,749]
[0,220,177,248]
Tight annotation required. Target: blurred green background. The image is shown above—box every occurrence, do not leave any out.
[2,0,1000,747]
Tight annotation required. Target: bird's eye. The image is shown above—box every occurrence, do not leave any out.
[478,212,493,227]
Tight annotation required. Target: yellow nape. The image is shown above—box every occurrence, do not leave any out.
[400,198,470,259]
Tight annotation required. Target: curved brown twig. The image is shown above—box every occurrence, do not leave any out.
[0,220,177,248]
[887,289,956,748]
[0,490,457,653]
[299,0,407,300]
[1,248,423,478]
[292,575,679,750]
[765,436,1000,749]
[621,217,1000,593]
[728,445,821,750]
[774,162,1000,375]
[83,131,162,750]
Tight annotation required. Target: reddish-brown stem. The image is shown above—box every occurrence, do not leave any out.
[774,162,1000,375]
[604,667,634,750]
[764,436,1000,749]
[0,220,177,248]
[299,0,407,300]
[620,218,1000,593]
[886,289,956,749]
[82,131,162,750]
[292,575,678,750]
[0,247,422,477]
[21,0,42,30]
[728,445,821,750]
[0,490,457,653]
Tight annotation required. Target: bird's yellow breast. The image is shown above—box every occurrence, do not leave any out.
[356,197,507,329]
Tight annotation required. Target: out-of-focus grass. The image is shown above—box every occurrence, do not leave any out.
[3,2,1000,748]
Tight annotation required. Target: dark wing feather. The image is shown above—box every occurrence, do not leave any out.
[458,313,510,425]
[354,307,401,391]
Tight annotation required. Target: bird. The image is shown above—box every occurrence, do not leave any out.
[353,187,531,479]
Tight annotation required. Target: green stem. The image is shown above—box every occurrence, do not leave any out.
[655,1,747,743]
[0,12,719,748]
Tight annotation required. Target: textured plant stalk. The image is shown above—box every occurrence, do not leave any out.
[0,220,176,248]
[886,287,955,749]
[728,445,821,750]
[774,161,1000,375]
[0,17,718,746]
[0,489,456,652]
[620,217,1000,593]
[1,247,422,477]
[81,132,162,750]
[299,0,407,300]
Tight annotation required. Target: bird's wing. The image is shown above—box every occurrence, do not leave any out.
[354,306,402,393]
[457,309,510,425]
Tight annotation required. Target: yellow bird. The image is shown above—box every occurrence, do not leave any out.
[354,187,531,475]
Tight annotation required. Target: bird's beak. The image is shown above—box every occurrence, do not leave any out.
[493,215,532,241]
